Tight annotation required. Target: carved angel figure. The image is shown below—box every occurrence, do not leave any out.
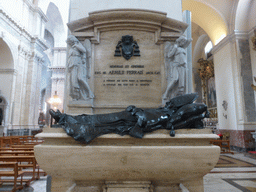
[66,35,94,100]
[163,36,192,99]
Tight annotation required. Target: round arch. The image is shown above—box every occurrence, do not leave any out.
[0,96,8,126]
[45,2,66,47]
[193,34,210,68]
[235,0,253,31]
[0,38,15,69]
[0,37,16,130]
[182,0,228,45]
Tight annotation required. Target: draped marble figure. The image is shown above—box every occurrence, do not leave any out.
[163,36,192,99]
[66,35,94,100]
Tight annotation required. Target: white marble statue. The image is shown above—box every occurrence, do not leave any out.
[163,36,192,99]
[66,35,94,100]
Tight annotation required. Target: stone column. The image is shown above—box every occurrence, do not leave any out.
[212,31,256,151]
[49,47,66,113]
[183,10,193,94]
[13,47,30,125]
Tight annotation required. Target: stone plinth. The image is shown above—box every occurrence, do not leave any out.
[35,128,220,192]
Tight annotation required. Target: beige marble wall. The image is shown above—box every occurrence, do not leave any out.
[93,30,163,109]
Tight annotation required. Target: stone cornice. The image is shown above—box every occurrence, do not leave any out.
[49,67,66,73]
[23,0,35,10]
[211,35,231,54]
[0,8,33,40]
[0,69,18,75]
[51,77,65,83]
[212,30,250,54]
[0,6,48,45]
[23,0,48,22]
[232,30,249,40]
[35,7,48,22]
[49,66,66,69]
[52,47,67,51]
[68,9,188,44]
[33,37,49,51]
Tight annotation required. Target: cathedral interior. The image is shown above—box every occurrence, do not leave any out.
[0,0,256,191]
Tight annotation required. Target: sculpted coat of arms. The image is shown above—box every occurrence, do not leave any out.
[114,35,140,60]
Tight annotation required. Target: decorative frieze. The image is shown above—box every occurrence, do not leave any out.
[18,45,45,64]
[51,77,65,83]
[18,45,33,59]
[34,52,44,64]
[48,67,65,73]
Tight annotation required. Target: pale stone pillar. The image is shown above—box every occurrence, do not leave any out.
[212,31,256,151]
[13,50,30,125]
[183,10,193,94]
[49,47,66,113]
[22,52,44,125]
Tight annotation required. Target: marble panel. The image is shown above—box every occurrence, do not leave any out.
[93,30,163,109]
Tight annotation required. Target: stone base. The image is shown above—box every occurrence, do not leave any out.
[49,180,204,192]
[103,181,153,192]
[35,128,220,192]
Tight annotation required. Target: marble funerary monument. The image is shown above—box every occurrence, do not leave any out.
[63,7,191,114]
[35,1,220,192]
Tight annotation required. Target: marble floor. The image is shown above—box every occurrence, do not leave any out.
[204,152,256,192]
[1,152,256,192]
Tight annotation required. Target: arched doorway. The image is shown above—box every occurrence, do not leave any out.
[0,38,15,135]
[0,96,8,125]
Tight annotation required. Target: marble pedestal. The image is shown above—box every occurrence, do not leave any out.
[34,128,220,192]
